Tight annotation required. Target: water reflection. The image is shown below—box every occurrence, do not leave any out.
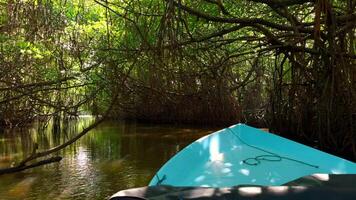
[0,119,213,200]
[8,177,37,198]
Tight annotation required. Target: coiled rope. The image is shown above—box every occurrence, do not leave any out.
[227,128,319,169]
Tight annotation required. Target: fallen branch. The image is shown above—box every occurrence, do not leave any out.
[0,156,62,175]
[0,92,118,175]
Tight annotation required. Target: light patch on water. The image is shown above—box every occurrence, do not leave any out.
[77,147,89,169]
[74,147,94,181]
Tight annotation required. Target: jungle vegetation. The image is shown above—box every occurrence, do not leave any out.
[0,0,355,173]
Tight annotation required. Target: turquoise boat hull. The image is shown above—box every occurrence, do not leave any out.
[149,124,356,187]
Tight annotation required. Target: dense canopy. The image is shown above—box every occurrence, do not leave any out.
[0,0,355,171]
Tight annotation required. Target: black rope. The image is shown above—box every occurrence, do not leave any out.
[155,174,167,185]
[227,128,319,169]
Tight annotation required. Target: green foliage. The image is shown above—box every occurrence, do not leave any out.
[1,0,355,159]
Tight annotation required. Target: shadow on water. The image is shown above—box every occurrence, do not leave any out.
[0,118,214,200]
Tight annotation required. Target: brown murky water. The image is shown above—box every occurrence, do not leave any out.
[0,118,214,199]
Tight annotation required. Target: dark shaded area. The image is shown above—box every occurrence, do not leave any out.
[110,175,356,200]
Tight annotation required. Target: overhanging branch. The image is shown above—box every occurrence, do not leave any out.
[172,0,314,33]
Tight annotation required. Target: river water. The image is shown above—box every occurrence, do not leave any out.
[0,118,214,199]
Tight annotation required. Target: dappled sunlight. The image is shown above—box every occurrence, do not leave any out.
[330,161,348,174]
[267,186,289,195]
[151,124,356,188]
[200,184,210,187]
[231,144,242,151]
[204,133,238,179]
[1,0,356,198]
[199,136,210,149]
[221,167,231,174]
[238,187,262,196]
[194,175,206,183]
[78,115,94,118]
[264,172,281,185]
[224,162,233,167]
[331,169,344,174]
[312,174,329,181]
[210,153,224,163]
[239,169,250,176]
[208,134,222,162]
[189,188,216,197]
[76,147,90,170]
[187,125,323,186]
[198,132,222,150]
